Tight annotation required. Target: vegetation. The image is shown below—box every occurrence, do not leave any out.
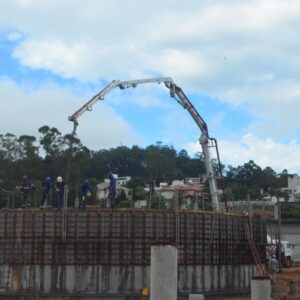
[0,126,291,208]
[224,161,289,200]
[281,205,300,219]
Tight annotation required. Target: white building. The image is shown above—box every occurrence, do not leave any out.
[281,174,300,202]
[116,176,131,186]
[96,182,130,200]
[288,175,300,193]
[103,174,131,186]
[157,183,204,209]
[185,177,201,185]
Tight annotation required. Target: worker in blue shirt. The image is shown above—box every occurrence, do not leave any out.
[107,172,117,208]
[41,176,52,208]
[21,175,32,208]
[79,180,92,209]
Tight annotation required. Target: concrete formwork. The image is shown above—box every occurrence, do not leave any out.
[0,209,266,298]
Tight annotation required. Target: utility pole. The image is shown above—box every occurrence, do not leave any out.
[62,185,68,241]
[149,186,152,209]
[247,194,253,237]
[130,188,133,208]
[175,190,179,247]
[277,196,282,270]
[148,181,155,209]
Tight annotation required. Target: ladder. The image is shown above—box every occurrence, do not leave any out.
[243,214,266,276]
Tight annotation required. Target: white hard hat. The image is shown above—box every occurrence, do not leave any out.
[57,176,63,183]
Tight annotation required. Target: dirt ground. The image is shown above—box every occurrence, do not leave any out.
[272,266,300,299]
[209,266,300,299]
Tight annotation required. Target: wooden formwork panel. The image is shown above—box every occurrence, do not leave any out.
[0,209,266,266]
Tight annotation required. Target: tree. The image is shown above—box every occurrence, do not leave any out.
[0,133,21,160]
[144,143,179,182]
[38,126,64,157]
[17,135,43,181]
[0,126,292,207]
[150,192,166,208]
[38,126,66,178]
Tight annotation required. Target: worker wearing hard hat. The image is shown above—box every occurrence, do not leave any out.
[268,255,279,283]
[55,176,65,209]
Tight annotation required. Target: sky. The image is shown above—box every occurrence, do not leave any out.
[1,0,300,172]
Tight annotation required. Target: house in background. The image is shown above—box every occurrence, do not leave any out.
[116,176,131,186]
[96,174,131,202]
[147,179,204,209]
[159,184,203,209]
[96,175,206,208]
[184,177,202,185]
[143,177,206,208]
[281,174,300,202]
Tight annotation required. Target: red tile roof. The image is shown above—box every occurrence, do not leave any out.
[164,184,203,192]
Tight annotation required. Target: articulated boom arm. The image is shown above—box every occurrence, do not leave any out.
[68,80,121,134]
[165,82,208,138]
[165,82,220,211]
[68,77,221,211]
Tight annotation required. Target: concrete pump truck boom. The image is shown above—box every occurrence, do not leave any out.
[68,77,223,211]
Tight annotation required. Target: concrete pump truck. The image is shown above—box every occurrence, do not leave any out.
[68,77,223,211]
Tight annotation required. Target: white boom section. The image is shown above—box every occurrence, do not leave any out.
[68,77,221,211]
[166,81,220,211]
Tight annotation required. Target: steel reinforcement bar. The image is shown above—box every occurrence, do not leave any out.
[0,209,266,266]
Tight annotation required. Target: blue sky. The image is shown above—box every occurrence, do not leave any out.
[1,0,300,172]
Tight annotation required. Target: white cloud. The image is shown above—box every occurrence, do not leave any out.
[13,39,91,79]
[4,0,300,84]
[0,78,141,149]
[185,133,300,173]
[219,79,300,139]
[150,49,213,79]
[104,85,172,109]
[6,32,22,41]
[1,0,300,162]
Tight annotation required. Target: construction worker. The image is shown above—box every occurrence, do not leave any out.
[79,180,91,209]
[268,254,279,283]
[41,176,52,208]
[21,175,32,208]
[55,176,65,209]
[107,172,116,208]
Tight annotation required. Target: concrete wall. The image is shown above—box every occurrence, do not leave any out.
[0,264,256,295]
[0,209,265,297]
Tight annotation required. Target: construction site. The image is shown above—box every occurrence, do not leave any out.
[0,76,287,300]
[0,208,266,299]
